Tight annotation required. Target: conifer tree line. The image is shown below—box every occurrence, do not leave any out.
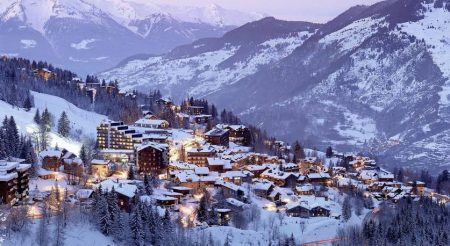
[0,116,37,173]
[335,197,449,246]
[91,185,184,246]
[0,57,140,124]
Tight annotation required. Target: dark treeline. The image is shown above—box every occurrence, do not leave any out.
[335,197,450,246]
[0,57,140,123]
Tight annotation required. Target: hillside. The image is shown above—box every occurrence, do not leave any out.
[0,91,107,154]
[100,17,321,99]
[101,0,450,173]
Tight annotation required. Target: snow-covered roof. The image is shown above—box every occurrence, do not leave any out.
[221,170,253,178]
[76,189,94,199]
[39,149,62,158]
[216,180,245,192]
[169,162,197,170]
[205,128,229,136]
[307,172,331,179]
[261,168,298,180]
[194,167,210,175]
[287,196,330,210]
[91,159,111,165]
[296,183,314,192]
[226,198,246,207]
[96,180,138,198]
[253,179,274,191]
[135,142,168,152]
[134,118,168,126]
[0,161,19,172]
[17,163,31,172]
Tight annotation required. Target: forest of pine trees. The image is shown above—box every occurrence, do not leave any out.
[0,57,141,123]
[0,116,37,174]
[335,197,449,246]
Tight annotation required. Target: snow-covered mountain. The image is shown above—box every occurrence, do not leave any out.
[101,0,450,172]
[0,0,263,75]
[100,17,321,99]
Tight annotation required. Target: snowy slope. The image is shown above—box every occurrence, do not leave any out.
[0,91,107,154]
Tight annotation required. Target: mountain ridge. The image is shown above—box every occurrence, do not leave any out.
[100,0,450,173]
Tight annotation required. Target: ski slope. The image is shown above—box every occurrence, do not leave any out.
[0,91,107,155]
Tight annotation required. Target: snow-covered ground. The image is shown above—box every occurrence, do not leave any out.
[0,91,107,154]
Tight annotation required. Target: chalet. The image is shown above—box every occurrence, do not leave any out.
[252,179,275,198]
[216,208,232,225]
[154,196,178,206]
[172,170,219,191]
[0,160,30,205]
[134,118,169,129]
[97,179,139,211]
[216,124,251,146]
[40,149,63,171]
[378,171,394,182]
[286,203,311,218]
[307,172,332,186]
[216,180,246,201]
[280,162,299,172]
[207,158,232,173]
[244,165,269,178]
[91,159,114,178]
[161,191,183,202]
[221,170,253,185]
[186,147,215,166]
[75,189,94,202]
[205,128,229,147]
[34,68,53,81]
[299,157,323,173]
[408,181,426,195]
[286,196,331,217]
[187,106,205,115]
[63,157,84,178]
[156,98,173,107]
[261,168,298,187]
[295,183,315,195]
[171,186,193,195]
[193,115,212,124]
[135,142,169,175]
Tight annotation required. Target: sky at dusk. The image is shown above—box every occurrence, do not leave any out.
[151,0,383,22]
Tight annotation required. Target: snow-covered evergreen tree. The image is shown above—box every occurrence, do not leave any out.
[57,111,71,137]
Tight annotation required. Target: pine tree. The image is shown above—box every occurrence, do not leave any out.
[129,205,144,245]
[294,141,305,161]
[127,165,135,180]
[23,96,32,111]
[144,174,153,195]
[97,193,111,235]
[326,146,333,158]
[7,116,20,157]
[41,108,52,132]
[57,111,71,137]
[197,192,209,223]
[342,196,352,222]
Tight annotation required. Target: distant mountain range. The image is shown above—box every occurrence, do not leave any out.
[100,0,450,173]
[0,0,264,75]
